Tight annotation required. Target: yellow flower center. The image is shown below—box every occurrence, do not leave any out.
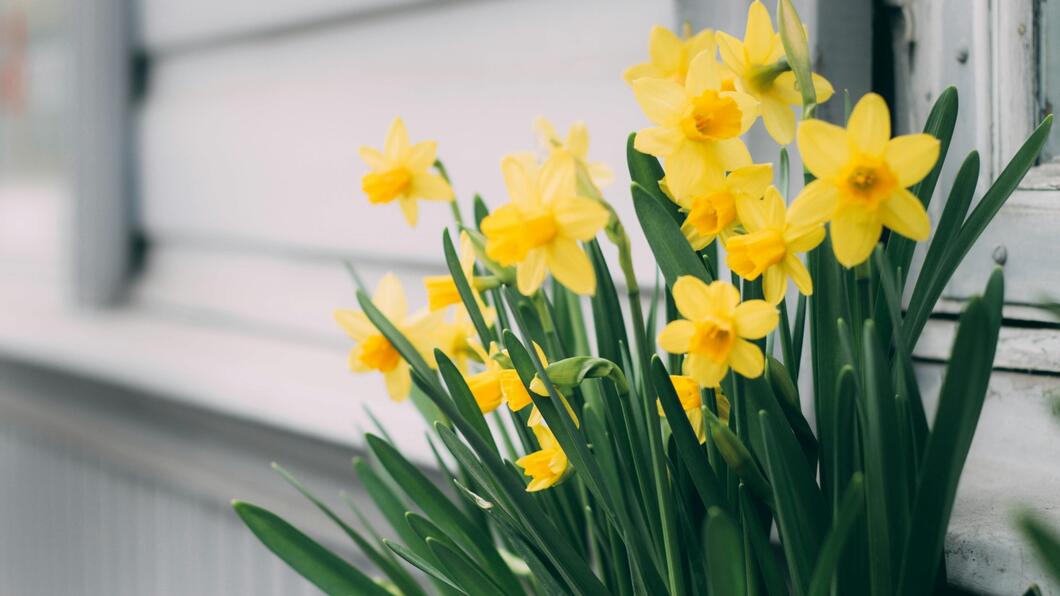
[839,156,898,208]
[362,168,411,204]
[687,191,737,236]
[682,91,743,140]
[482,205,557,266]
[358,334,401,372]
[726,228,786,279]
[690,318,735,363]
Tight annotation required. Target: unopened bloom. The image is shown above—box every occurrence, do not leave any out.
[657,376,731,444]
[480,154,610,296]
[516,423,570,492]
[534,117,613,189]
[658,277,778,387]
[727,186,826,304]
[796,93,939,267]
[624,23,716,86]
[716,1,834,144]
[663,163,773,249]
[334,273,443,401]
[632,52,758,182]
[359,117,453,226]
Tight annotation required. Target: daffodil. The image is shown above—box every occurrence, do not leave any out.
[359,117,454,226]
[796,93,940,267]
[715,1,834,144]
[534,117,613,189]
[624,24,716,86]
[480,154,610,296]
[516,423,570,492]
[632,52,758,182]
[465,342,508,413]
[656,375,731,443]
[726,186,826,304]
[423,231,497,312]
[334,273,444,401]
[662,163,773,249]
[658,277,778,387]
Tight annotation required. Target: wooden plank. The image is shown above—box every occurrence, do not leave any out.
[915,318,1060,374]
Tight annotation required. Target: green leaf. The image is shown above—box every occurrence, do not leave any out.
[385,540,468,594]
[232,501,392,596]
[436,350,497,455]
[428,538,507,596]
[897,271,1004,595]
[1017,510,1060,587]
[625,133,678,222]
[705,414,772,508]
[366,434,524,595]
[808,473,866,596]
[759,409,828,595]
[272,464,426,596]
[472,194,489,230]
[704,506,746,596]
[632,182,710,288]
[443,229,493,348]
[766,357,818,468]
[776,0,816,107]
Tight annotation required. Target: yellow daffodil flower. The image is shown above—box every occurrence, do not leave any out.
[480,154,610,296]
[334,273,444,401]
[465,342,508,413]
[658,277,778,387]
[663,163,773,249]
[716,1,834,144]
[632,52,758,182]
[359,117,454,226]
[535,117,614,189]
[516,423,570,492]
[657,375,732,444]
[423,231,495,312]
[624,23,716,86]
[727,186,827,304]
[795,93,940,267]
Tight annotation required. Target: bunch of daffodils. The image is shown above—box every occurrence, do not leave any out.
[236,2,1053,595]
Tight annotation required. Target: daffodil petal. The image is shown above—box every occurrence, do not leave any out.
[785,224,826,253]
[744,1,776,64]
[632,78,688,126]
[545,238,596,295]
[634,126,685,157]
[373,273,408,320]
[359,146,388,170]
[516,250,548,295]
[687,29,717,61]
[712,137,754,171]
[587,162,614,188]
[848,93,891,155]
[734,300,778,338]
[384,117,409,161]
[787,179,838,228]
[411,172,453,201]
[649,25,684,74]
[884,133,941,187]
[727,163,774,200]
[762,265,786,304]
[729,339,765,378]
[334,309,375,341]
[540,153,577,201]
[672,276,713,321]
[769,71,803,105]
[348,345,369,372]
[812,73,835,103]
[681,218,714,250]
[623,63,664,85]
[830,207,883,268]
[734,194,769,232]
[398,197,418,226]
[553,196,610,240]
[760,95,796,145]
[501,155,537,206]
[566,122,590,158]
[384,365,411,401]
[684,353,728,388]
[686,52,722,96]
[659,319,696,353]
[797,120,850,179]
[762,186,786,228]
[406,141,437,172]
[715,31,746,73]
[783,253,813,295]
[880,188,931,241]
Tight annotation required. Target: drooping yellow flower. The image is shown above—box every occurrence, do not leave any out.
[516,423,570,492]
[334,273,444,401]
[632,52,758,182]
[662,163,773,249]
[795,93,940,267]
[359,117,454,226]
[480,154,610,296]
[465,342,507,413]
[726,186,826,304]
[657,375,732,444]
[534,117,614,189]
[624,23,716,86]
[716,1,834,144]
[658,277,778,387]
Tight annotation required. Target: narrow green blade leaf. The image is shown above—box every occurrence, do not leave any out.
[1017,511,1060,587]
[443,229,493,348]
[626,132,678,222]
[808,473,866,596]
[428,538,507,596]
[704,506,746,596]
[357,290,442,395]
[386,540,468,594]
[233,501,392,596]
[632,182,710,288]
[436,350,497,455]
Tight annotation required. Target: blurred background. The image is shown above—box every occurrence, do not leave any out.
[0,0,1056,594]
